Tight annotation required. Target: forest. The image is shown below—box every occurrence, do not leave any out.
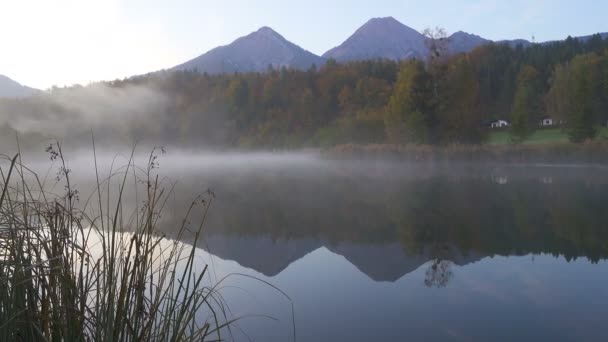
[2,33,608,149]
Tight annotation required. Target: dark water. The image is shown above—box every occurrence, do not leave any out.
[139,156,607,342]
[44,153,608,341]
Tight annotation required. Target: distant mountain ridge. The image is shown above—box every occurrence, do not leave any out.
[322,17,428,62]
[173,26,324,73]
[171,17,607,74]
[0,74,38,98]
[447,31,492,54]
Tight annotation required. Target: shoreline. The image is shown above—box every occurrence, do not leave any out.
[322,141,608,164]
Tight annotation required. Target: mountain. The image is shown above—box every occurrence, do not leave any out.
[0,74,38,98]
[173,26,324,73]
[323,17,607,62]
[447,31,492,54]
[323,17,428,62]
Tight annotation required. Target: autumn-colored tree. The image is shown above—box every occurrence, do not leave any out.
[547,53,604,142]
[385,60,432,144]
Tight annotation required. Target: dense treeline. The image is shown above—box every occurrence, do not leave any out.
[2,34,608,148]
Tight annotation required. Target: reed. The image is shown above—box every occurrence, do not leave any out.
[0,143,234,341]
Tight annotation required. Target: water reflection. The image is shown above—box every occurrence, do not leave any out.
[157,161,608,286]
[47,154,608,341]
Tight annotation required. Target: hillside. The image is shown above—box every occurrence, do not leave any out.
[0,74,38,98]
[173,27,324,73]
[323,17,428,61]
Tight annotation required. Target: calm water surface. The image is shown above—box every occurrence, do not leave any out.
[62,153,608,341]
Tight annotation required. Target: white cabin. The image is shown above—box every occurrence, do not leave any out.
[490,120,510,128]
[540,117,554,126]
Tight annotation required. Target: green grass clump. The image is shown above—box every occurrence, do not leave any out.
[0,144,234,341]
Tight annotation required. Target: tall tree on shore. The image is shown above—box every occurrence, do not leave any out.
[385,60,432,144]
[547,53,604,142]
[567,77,597,142]
[566,54,602,142]
[438,55,486,144]
[510,65,541,143]
[423,27,450,142]
[602,49,608,125]
[546,64,572,124]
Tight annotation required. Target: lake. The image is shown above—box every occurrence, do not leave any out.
[40,152,608,341]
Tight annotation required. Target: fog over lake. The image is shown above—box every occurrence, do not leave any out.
[7,148,607,341]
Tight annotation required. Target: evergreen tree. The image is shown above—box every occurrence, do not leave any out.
[567,57,599,142]
[438,55,486,144]
[510,65,541,143]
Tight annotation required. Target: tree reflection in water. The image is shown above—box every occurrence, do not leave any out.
[425,259,454,287]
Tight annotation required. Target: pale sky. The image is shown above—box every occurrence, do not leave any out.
[1,0,606,89]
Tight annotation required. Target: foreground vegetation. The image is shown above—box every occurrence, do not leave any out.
[1,33,607,150]
[0,146,232,341]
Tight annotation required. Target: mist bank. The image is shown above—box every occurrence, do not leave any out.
[0,82,174,151]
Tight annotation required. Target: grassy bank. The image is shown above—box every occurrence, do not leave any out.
[0,146,232,341]
[488,127,608,145]
[325,140,608,164]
